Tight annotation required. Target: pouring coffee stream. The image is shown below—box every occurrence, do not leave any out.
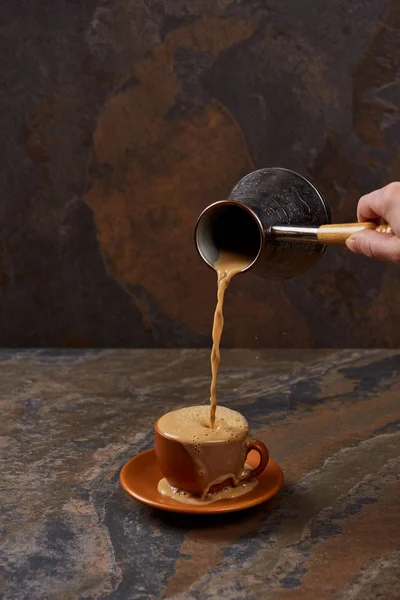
[196,167,393,428]
[209,251,251,428]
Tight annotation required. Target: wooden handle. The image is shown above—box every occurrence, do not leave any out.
[317,222,393,245]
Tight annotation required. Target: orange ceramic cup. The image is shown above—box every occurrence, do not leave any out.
[154,418,269,497]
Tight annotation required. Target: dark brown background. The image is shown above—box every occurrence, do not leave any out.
[1,0,400,348]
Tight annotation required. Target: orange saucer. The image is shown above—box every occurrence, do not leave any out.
[120,448,284,514]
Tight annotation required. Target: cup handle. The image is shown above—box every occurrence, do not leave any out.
[241,439,269,482]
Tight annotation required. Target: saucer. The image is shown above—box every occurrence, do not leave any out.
[120,448,284,514]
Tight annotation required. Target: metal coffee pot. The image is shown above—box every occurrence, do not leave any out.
[195,167,391,279]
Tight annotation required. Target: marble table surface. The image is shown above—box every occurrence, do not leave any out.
[1,349,400,600]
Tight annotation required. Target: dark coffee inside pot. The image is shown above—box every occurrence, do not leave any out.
[195,201,262,272]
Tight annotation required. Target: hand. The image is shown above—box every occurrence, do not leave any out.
[346,182,400,264]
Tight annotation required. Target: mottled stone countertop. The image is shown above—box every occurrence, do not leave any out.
[2,349,400,599]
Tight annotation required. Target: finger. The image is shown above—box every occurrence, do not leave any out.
[357,183,400,234]
[357,190,383,223]
[346,229,400,264]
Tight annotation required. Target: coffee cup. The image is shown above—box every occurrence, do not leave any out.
[155,405,269,498]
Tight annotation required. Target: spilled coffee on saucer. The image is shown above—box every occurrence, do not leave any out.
[157,251,268,504]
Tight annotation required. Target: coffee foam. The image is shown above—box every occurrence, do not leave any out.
[157,405,248,445]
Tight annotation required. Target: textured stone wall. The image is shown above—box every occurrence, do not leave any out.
[2,0,400,347]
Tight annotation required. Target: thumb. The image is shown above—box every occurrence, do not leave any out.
[346,229,400,264]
